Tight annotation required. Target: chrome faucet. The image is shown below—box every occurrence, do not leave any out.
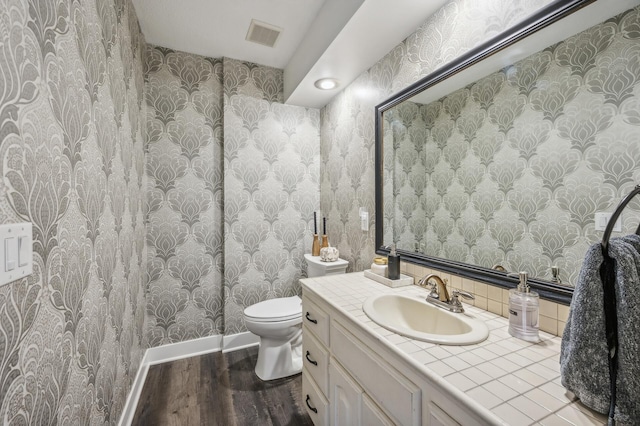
[417,273,474,313]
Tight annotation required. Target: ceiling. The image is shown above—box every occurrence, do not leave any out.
[132,0,448,108]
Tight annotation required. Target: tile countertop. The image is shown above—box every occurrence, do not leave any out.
[300,272,607,426]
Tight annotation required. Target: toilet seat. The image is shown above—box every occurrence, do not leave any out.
[244,296,302,322]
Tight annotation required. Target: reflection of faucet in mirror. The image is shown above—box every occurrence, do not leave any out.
[492,264,507,272]
[551,266,561,284]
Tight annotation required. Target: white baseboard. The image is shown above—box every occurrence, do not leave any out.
[222,331,260,353]
[118,351,150,426]
[118,332,259,426]
[145,334,223,365]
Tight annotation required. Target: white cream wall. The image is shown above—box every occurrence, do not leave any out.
[320,0,554,272]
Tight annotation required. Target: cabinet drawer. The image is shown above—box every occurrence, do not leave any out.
[303,369,328,426]
[302,297,329,346]
[303,326,329,396]
[331,320,421,426]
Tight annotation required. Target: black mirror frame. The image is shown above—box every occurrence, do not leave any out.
[374,0,597,305]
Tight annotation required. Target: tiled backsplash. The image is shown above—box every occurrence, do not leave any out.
[401,262,569,337]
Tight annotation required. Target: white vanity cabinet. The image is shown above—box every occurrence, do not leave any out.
[302,290,490,426]
[302,293,420,425]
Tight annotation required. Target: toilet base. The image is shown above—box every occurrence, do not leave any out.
[254,328,303,381]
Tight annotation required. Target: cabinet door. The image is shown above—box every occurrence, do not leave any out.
[426,401,460,426]
[362,395,395,426]
[329,361,362,426]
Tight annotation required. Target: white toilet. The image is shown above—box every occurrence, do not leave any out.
[243,254,348,381]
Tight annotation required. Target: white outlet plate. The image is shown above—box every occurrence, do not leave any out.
[0,223,33,286]
[594,212,622,232]
[359,208,369,231]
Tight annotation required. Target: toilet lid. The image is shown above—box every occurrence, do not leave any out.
[244,296,302,322]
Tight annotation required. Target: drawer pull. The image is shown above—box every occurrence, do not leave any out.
[305,350,318,366]
[305,312,317,324]
[305,395,318,414]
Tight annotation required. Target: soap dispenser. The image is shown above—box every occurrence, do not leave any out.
[507,271,539,342]
[387,244,400,280]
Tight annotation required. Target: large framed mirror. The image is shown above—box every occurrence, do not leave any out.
[375,0,640,304]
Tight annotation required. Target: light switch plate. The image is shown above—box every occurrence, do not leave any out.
[594,212,622,232]
[0,223,33,286]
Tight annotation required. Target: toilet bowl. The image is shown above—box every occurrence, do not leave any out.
[243,295,303,381]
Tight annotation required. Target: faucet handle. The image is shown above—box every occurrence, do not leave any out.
[450,289,474,313]
[452,289,474,300]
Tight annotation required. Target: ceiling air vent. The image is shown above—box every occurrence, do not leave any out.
[246,19,282,48]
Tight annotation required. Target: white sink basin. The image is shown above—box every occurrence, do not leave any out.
[363,294,489,345]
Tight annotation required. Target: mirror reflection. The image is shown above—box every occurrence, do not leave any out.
[381,3,640,287]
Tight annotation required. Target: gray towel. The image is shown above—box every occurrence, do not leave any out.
[560,234,640,424]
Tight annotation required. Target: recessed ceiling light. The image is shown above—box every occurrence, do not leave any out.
[314,78,339,90]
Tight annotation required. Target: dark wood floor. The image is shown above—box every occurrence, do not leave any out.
[132,346,313,426]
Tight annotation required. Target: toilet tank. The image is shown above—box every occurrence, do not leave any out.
[304,253,348,277]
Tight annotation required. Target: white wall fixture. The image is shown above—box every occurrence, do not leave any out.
[359,208,368,231]
[0,223,33,286]
[594,212,622,232]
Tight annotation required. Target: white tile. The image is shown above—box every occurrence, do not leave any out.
[557,304,570,322]
[397,341,422,354]
[482,380,520,401]
[498,373,535,393]
[425,360,455,377]
[487,357,520,374]
[538,413,575,426]
[539,381,576,404]
[513,368,547,387]
[442,356,471,371]
[556,403,605,425]
[508,395,551,421]
[557,321,566,337]
[412,350,437,365]
[461,367,493,385]
[475,360,508,379]
[428,346,453,359]
[488,285,502,302]
[525,388,567,413]
[539,300,558,319]
[466,386,503,409]
[474,282,488,297]
[539,315,558,335]
[527,362,560,381]
[475,296,488,310]
[469,347,498,362]
[445,372,477,392]
[488,299,502,315]
[386,334,406,344]
[442,344,467,356]
[503,352,531,367]
[457,351,485,366]
[492,402,534,425]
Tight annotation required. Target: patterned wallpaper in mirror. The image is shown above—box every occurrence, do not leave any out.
[321,0,557,275]
[384,7,640,286]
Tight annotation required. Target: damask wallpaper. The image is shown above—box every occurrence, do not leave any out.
[223,58,320,335]
[144,53,319,340]
[144,46,225,346]
[0,0,146,423]
[386,7,640,286]
[321,0,617,276]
